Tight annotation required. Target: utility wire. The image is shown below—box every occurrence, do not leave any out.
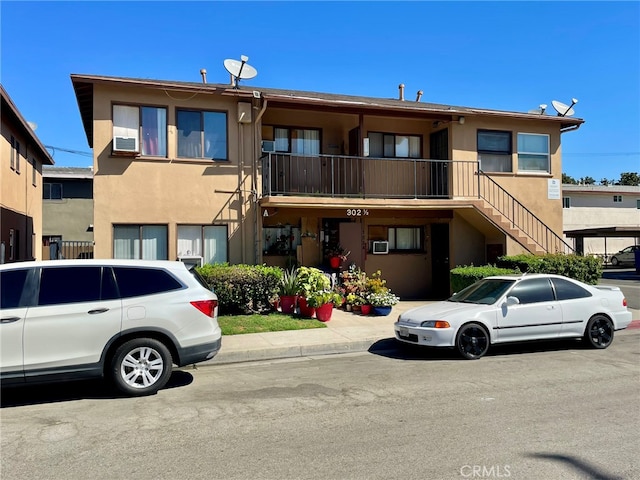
[44,145,93,157]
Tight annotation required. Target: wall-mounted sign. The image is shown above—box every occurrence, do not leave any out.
[346,208,370,216]
[548,179,561,200]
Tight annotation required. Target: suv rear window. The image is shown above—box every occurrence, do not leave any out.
[113,267,183,298]
[1,269,30,308]
[188,265,212,291]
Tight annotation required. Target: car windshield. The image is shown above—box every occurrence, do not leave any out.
[448,278,516,305]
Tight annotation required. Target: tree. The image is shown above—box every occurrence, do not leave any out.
[562,173,577,184]
[619,172,640,186]
[579,176,596,185]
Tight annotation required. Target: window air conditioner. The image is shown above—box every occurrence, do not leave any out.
[262,140,276,153]
[372,241,389,254]
[178,255,204,268]
[113,135,139,152]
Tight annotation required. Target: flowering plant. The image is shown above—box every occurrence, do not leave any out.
[327,244,350,261]
[345,293,366,306]
[306,290,343,308]
[365,291,400,307]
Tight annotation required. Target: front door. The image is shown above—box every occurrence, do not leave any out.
[339,221,362,270]
[431,223,450,299]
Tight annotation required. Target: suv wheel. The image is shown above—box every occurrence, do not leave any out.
[110,338,173,396]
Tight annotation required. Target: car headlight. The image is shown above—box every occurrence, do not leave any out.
[420,320,451,328]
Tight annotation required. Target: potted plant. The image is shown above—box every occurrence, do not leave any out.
[345,293,365,312]
[278,267,299,314]
[306,290,342,322]
[365,291,400,316]
[296,266,331,318]
[327,244,350,269]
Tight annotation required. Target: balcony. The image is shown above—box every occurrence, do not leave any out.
[261,153,480,200]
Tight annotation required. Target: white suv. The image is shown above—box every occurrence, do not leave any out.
[0,259,221,396]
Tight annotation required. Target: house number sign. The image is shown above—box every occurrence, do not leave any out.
[346,209,370,216]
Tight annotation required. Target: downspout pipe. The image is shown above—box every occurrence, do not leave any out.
[253,97,268,263]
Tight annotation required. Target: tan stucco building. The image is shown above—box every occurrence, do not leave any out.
[1,85,54,263]
[71,74,584,298]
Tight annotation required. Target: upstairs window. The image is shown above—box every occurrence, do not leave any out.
[43,183,62,199]
[177,110,227,160]
[113,105,167,156]
[517,133,550,173]
[368,132,421,158]
[269,127,320,155]
[31,158,37,186]
[478,130,511,172]
[10,136,15,170]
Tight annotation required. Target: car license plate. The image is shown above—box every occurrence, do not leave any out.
[399,327,409,337]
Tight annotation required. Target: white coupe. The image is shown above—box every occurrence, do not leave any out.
[394,274,632,359]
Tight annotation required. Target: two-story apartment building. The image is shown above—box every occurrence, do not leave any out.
[1,85,54,263]
[71,73,583,298]
[42,166,94,260]
[562,184,640,259]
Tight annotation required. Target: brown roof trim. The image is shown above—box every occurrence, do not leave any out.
[1,84,54,165]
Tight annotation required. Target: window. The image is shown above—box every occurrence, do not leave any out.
[263,226,301,255]
[177,110,227,160]
[613,195,622,203]
[31,158,37,186]
[14,139,21,173]
[112,267,183,298]
[177,225,228,264]
[368,132,421,158]
[478,130,511,172]
[368,226,423,252]
[270,127,320,155]
[113,104,167,156]
[43,183,62,199]
[636,199,640,209]
[0,269,30,309]
[563,197,571,208]
[10,136,15,170]
[113,225,168,260]
[508,278,554,304]
[38,266,102,306]
[517,133,549,173]
[8,229,18,260]
[551,278,592,301]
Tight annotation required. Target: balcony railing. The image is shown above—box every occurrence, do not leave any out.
[261,153,479,199]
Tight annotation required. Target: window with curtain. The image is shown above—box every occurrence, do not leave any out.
[517,133,549,173]
[388,227,422,251]
[177,110,227,160]
[113,104,167,156]
[272,127,320,154]
[478,130,512,172]
[368,132,421,158]
[113,225,168,260]
[177,225,228,264]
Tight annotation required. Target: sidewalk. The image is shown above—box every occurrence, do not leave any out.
[204,302,640,366]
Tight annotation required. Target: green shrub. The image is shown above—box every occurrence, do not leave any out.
[497,253,601,285]
[197,263,282,314]
[450,265,520,293]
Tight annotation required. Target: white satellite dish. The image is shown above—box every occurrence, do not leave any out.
[528,104,548,115]
[27,121,38,131]
[224,55,257,87]
[551,98,578,117]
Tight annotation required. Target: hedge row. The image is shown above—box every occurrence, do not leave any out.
[450,253,602,293]
[197,263,282,315]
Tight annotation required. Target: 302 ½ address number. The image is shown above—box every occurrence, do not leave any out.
[346,209,370,216]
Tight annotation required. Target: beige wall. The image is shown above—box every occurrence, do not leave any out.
[1,118,46,260]
[91,84,256,262]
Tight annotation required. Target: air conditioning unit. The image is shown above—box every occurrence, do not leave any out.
[178,255,204,268]
[372,241,389,254]
[113,135,139,152]
[262,140,276,153]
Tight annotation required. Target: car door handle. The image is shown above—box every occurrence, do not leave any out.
[88,308,109,314]
[1,317,21,324]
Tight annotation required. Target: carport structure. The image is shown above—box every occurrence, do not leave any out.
[564,226,640,259]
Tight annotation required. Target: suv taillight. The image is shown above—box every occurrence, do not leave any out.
[623,298,627,307]
[190,300,218,317]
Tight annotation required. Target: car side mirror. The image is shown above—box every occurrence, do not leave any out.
[505,296,520,306]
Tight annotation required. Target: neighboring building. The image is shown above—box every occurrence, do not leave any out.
[42,166,94,260]
[562,184,640,259]
[71,73,584,298]
[1,85,54,263]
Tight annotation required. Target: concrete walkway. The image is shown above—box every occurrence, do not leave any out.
[204,301,640,366]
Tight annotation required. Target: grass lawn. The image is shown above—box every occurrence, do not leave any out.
[218,312,328,335]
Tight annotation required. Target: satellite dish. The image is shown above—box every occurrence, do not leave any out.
[528,104,548,115]
[551,98,578,117]
[27,121,38,131]
[224,55,257,87]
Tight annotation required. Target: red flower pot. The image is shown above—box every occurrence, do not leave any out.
[280,295,297,314]
[329,256,341,269]
[360,304,372,315]
[298,297,316,318]
[315,303,334,322]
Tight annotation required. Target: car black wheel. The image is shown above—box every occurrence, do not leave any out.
[456,323,490,360]
[584,315,614,349]
[110,338,173,396]
[610,256,619,266]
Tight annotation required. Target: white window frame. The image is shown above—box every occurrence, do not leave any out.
[177,225,228,264]
[113,225,168,260]
[517,133,550,173]
[113,104,167,156]
[177,109,228,160]
[613,195,623,203]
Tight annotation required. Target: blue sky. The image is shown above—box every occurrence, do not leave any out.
[2,1,638,181]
